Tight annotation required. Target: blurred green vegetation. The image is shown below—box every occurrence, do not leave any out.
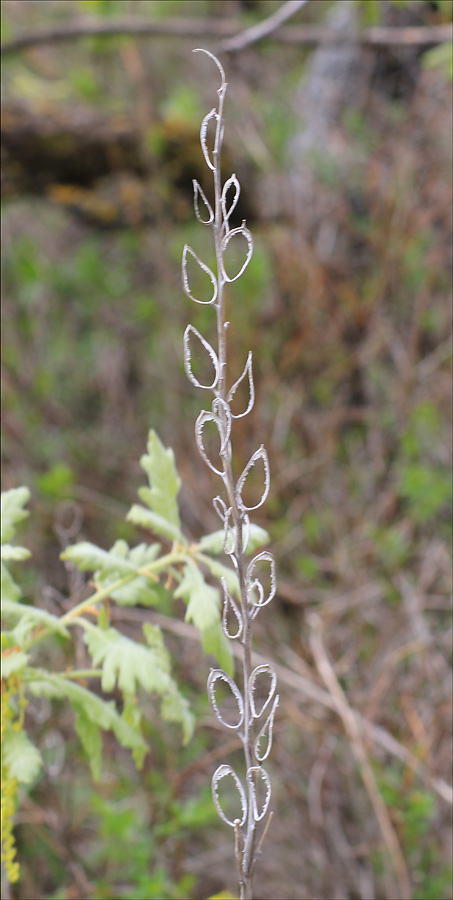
[1,0,452,898]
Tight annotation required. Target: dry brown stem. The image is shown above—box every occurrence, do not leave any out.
[308,612,412,900]
[219,0,310,53]
[112,606,453,807]
[1,17,451,57]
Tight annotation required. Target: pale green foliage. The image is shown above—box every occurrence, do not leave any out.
[1,545,31,561]
[1,488,31,604]
[61,541,138,575]
[1,486,30,543]
[423,41,453,80]
[175,562,220,632]
[27,673,148,775]
[63,539,162,606]
[2,599,70,638]
[1,431,270,785]
[1,648,30,679]
[127,504,181,542]
[138,429,181,529]
[2,730,43,786]
[1,427,269,884]
[63,427,259,674]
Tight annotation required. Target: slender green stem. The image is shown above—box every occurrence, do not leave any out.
[22,668,103,682]
[24,549,191,655]
[60,549,189,626]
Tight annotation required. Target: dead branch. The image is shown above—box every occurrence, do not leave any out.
[308,612,411,900]
[219,0,311,53]
[284,22,452,48]
[1,16,451,57]
[111,606,453,808]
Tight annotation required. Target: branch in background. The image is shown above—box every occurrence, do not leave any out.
[284,22,452,46]
[1,16,451,57]
[219,0,311,53]
[111,605,453,808]
[308,613,412,900]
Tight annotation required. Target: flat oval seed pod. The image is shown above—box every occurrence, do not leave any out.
[184,324,219,390]
[221,174,241,235]
[212,397,232,456]
[193,179,214,224]
[221,576,243,640]
[249,664,277,718]
[236,446,270,512]
[221,224,253,283]
[227,351,255,419]
[195,410,227,477]
[213,495,228,521]
[212,764,247,828]
[182,244,218,305]
[207,668,244,730]
[246,766,272,822]
[247,551,276,611]
[254,694,279,763]
[199,108,219,171]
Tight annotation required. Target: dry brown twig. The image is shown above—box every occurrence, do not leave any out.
[308,612,412,900]
[219,0,311,53]
[1,15,451,57]
[111,606,453,807]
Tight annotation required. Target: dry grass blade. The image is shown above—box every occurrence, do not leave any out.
[112,606,453,807]
[219,0,311,54]
[308,613,412,900]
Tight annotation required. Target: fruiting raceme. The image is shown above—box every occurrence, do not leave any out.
[182,50,278,900]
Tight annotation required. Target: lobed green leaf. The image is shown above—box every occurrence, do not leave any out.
[175,561,220,632]
[27,671,148,762]
[83,625,173,695]
[160,689,195,746]
[1,563,21,603]
[73,702,103,781]
[1,649,30,678]
[138,430,181,529]
[61,541,136,575]
[2,598,70,638]
[82,624,194,744]
[1,544,31,561]
[3,728,43,785]
[201,622,234,677]
[1,487,30,544]
[127,504,182,542]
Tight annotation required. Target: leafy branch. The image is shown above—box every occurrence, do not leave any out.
[1,428,270,886]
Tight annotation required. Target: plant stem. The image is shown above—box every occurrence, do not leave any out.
[184,50,278,899]
[60,549,188,625]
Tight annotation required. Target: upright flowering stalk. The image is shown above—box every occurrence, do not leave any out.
[182,50,278,900]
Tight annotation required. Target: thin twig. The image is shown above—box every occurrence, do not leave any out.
[111,606,453,807]
[219,0,311,54]
[308,613,412,900]
[255,810,274,859]
[1,17,451,56]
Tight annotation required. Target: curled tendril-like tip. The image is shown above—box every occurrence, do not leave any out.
[193,48,227,93]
